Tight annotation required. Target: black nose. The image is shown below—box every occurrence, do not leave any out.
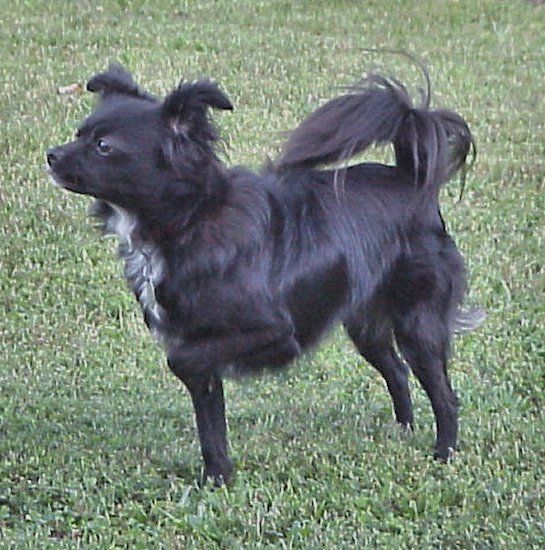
[47,147,62,167]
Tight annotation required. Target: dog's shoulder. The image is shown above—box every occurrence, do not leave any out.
[190,168,274,252]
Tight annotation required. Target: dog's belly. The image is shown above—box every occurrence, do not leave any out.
[286,256,350,348]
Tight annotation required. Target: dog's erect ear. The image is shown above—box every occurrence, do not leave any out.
[86,64,156,101]
[161,80,233,138]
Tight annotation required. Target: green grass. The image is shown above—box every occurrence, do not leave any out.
[1,0,544,547]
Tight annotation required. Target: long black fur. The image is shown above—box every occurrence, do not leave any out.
[48,64,477,485]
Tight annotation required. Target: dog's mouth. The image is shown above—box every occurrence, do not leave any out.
[48,166,88,195]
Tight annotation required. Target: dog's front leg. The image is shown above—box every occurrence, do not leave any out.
[167,356,232,485]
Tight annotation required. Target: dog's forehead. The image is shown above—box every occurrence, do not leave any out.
[80,96,161,135]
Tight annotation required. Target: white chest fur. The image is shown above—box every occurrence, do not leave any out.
[105,205,166,337]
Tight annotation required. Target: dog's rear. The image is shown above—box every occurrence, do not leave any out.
[275,74,475,462]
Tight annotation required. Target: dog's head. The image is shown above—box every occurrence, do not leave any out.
[48,65,233,210]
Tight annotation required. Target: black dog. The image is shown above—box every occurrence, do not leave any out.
[48,64,476,485]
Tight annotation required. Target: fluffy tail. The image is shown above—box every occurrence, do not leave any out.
[277,73,474,189]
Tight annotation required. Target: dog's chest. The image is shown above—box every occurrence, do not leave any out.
[105,206,166,336]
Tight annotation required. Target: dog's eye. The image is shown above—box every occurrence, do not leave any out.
[96,138,113,156]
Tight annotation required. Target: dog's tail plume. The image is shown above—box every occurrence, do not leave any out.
[277,74,474,189]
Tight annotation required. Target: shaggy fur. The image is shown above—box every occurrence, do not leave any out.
[48,64,476,485]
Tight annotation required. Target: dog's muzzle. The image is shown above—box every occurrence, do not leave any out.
[46,144,84,193]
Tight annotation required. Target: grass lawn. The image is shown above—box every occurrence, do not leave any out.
[1,0,544,547]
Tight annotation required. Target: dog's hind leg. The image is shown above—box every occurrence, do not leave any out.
[393,312,458,461]
[389,233,465,461]
[167,356,232,485]
[345,314,414,427]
